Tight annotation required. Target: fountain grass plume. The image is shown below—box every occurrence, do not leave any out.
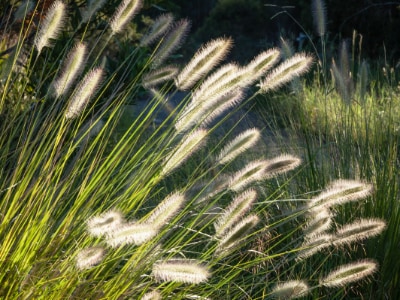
[259,53,313,93]
[297,233,333,260]
[152,259,210,284]
[141,290,162,300]
[320,260,378,287]
[175,38,233,90]
[215,214,259,255]
[142,65,179,89]
[87,209,125,237]
[34,0,66,54]
[308,179,373,209]
[110,0,143,34]
[105,222,158,247]
[151,19,191,69]
[76,246,106,270]
[263,154,302,178]
[161,129,208,176]
[312,0,327,37]
[140,13,174,47]
[271,280,310,299]
[216,128,261,165]
[142,192,186,229]
[65,67,104,119]
[303,207,333,238]
[228,159,270,192]
[214,189,257,238]
[333,218,386,246]
[51,42,87,98]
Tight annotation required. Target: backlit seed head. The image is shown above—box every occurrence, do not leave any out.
[87,209,125,237]
[76,246,106,270]
[152,259,210,284]
[271,280,310,299]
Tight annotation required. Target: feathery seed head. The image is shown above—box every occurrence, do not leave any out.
[87,209,125,237]
[229,160,269,192]
[142,192,186,229]
[34,0,66,53]
[110,0,143,34]
[271,280,310,299]
[140,13,174,46]
[280,37,295,59]
[65,67,104,119]
[161,129,208,176]
[142,65,179,89]
[303,207,333,237]
[76,246,106,270]
[320,260,378,287]
[175,38,233,90]
[333,218,386,246]
[141,290,162,300]
[297,233,333,260]
[217,128,261,165]
[214,189,257,238]
[264,154,302,178]
[259,53,313,93]
[152,259,210,284]
[312,0,327,37]
[309,179,373,209]
[151,19,191,69]
[51,42,87,98]
[106,222,158,247]
[215,214,259,255]
[240,48,281,86]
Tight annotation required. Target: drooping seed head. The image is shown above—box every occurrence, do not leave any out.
[228,160,269,192]
[320,260,378,287]
[303,207,333,238]
[76,246,106,270]
[152,259,210,284]
[142,65,179,89]
[296,233,333,260]
[270,280,310,299]
[140,13,174,46]
[175,38,233,90]
[87,209,125,237]
[106,222,158,247]
[264,154,302,178]
[312,0,327,37]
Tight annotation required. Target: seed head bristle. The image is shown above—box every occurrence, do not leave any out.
[106,222,158,247]
[140,13,174,46]
[271,280,310,299]
[152,259,210,284]
[76,246,106,270]
[110,0,143,34]
[87,209,125,237]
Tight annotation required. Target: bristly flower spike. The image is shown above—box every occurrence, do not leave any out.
[264,154,302,178]
[87,209,125,237]
[34,0,66,54]
[76,246,106,270]
[152,259,210,284]
[141,290,162,300]
[65,67,104,119]
[140,13,174,46]
[109,0,143,34]
[312,0,327,37]
[51,42,87,98]
[106,222,158,247]
[151,19,191,69]
[216,128,261,165]
[175,38,233,90]
[142,65,179,89]
[270,280,310,299]
[259,53,313,93]
[320,260,378,287]
[228,160,270,192]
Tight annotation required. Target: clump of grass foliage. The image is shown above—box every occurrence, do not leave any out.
[255,0,400,298]
[0,0,387,299]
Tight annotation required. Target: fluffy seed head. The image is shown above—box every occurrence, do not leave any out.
[297,233,333,260]
[141,291,162,300]
[76,246,106,270]
[110,0,143,34]
[303,207,333,237]
[214,189,257,238]
[217,128,261,165]
[259,53,313,93]
[142,65,179,89]
[152,259,210,284]
[229,160,270,192]
[175,38,233,90]
[264,154,302,178]
[215,214,259,255]
[51,42,87,98]
[142,192,186,229]
[333,218,386,246]
[34,0,66,53]
[151,19,191,69]
[87,209,125,237]
[312,0,327,37]
[309,179,373,209]
[65,67,104,119]
[140,13,174,46]
[161,129,208,176]
[320,260,378,287]
[271,280,310,299]
[106,222,157,247]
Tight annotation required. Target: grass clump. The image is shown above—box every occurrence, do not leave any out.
[0,1,385,299]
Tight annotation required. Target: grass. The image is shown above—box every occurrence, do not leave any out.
[0,0,390,299]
